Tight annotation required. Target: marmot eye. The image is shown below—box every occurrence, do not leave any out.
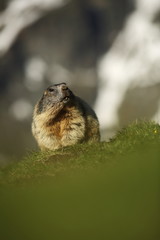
[48,88,55,92]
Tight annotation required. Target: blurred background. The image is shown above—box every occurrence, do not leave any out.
[0,0,160,164]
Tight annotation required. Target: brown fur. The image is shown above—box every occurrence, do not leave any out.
[32,84,100,151]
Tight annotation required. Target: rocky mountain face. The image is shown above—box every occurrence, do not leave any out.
[94,0,160,138]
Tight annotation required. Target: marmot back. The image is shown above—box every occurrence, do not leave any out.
[32,83,100,151]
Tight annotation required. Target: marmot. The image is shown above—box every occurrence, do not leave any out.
[32,83,100,151]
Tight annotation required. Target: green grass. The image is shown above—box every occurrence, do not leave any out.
[0,121,160,240]
[0,120,159,185]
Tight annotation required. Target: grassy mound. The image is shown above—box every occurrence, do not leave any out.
[0,121,159,240]
[0,121,159,185]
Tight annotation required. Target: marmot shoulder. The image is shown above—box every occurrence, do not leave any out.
[32,83,100,151]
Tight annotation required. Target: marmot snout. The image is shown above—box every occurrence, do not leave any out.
[32,83,100,151]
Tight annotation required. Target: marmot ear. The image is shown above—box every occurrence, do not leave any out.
[44,90,48,96]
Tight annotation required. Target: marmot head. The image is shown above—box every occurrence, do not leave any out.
[37,83,74,114]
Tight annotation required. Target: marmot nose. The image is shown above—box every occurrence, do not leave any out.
[61,84,68,91]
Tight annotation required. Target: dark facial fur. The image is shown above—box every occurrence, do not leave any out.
[36,83,74,114]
